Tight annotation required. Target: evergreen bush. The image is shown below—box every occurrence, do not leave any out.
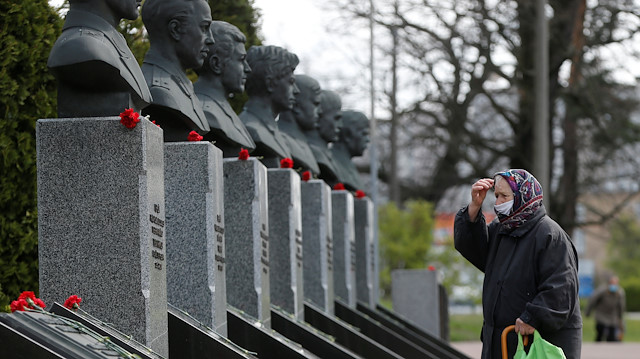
[0,0,62,310]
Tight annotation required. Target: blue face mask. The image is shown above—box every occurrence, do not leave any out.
[609,284,618,292]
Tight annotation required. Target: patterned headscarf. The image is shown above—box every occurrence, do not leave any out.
[493,169,544,231]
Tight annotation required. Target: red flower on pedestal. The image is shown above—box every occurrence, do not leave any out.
[355,190,366,198]
[187,131,203,142]
[11,291,46,312]
[64,295,82,311]
[10,299,28,312]
[119,108,140,129]
[428,265,436,271]
[301,171,311,182]
[238,148,250,160]
[280,158,294,168]
[333,183,345,190]
[152,120,160,128]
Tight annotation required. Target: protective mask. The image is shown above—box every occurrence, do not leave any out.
[609,284,618,293]
[494,200,514,216]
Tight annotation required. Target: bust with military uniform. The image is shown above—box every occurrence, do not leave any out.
[47,0,151,117]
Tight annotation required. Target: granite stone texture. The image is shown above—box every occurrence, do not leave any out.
[354,197,375,308]
[164,142,227,336]
[267,169,304,320]
[223,158,271,327]
[331,191,356,307]
[301,180,334,314]
[391,269,441,338]
[36,117,168,356]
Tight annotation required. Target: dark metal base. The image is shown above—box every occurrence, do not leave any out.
[168,305,257,359]
[49,302,163,359]
[358,303,470,359]
[227,307,319,359]
[270,307,360,359]
[0,308,146,359]
[303,301,403,359]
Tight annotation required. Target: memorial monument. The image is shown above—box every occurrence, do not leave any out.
[278,74,321,175]
[141,0,213,141]
[306,90,342,184]
[48,0,152,117]
[331,110,370,191]
[239,45,298,167]
[194,21,255,156]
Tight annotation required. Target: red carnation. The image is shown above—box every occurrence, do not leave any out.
[119,108,140,129]
[280,158,294,168]
[238,148,250,160]
[428,265,436,271]
[11,291,46,312]
[18,291,37,301]
[355,190,366,198]
[64,295,82,310]
[301,171,311,182]
[333,183,345,190]
[10,299,28,312]
[187,131,203,142]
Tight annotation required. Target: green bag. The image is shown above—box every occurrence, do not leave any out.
[513,331,566,359]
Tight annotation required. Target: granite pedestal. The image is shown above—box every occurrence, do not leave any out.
[223,158,271,327]
[267,169,304,320]
[165,142,227,335]
[354,197,375,308]
[37,117,168,356]
[301,180,334,314]
[391,269,441,338]
[331,190,356,307]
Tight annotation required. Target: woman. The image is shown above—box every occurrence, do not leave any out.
[454,169,582,359]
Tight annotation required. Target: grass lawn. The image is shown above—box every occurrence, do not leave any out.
[450,313,640,342]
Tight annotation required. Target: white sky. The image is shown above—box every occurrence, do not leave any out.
[252,0,373,112]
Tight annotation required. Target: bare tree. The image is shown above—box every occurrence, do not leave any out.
[328,0,640,233]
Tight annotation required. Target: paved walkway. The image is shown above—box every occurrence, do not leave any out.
[451,341,640,359]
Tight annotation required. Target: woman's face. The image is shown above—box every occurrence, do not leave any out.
[494,177,514,205]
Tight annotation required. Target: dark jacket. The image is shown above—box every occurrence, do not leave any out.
[454,205,582,359]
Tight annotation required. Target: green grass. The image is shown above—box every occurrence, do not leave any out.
[450,313,640,342]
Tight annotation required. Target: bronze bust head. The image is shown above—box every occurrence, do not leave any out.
[278,74,322,174]
[239,45,299,167]
[141,0,214,141]
[194,21,255,156]
[48,0,152,117]
[331,110,370,190]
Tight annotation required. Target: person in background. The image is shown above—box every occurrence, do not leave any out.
[585,275,626,342]
[454,169,582,359]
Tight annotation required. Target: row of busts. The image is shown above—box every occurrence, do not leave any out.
[47,0,369,190]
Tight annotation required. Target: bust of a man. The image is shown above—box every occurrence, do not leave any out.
[141,0,213,142]
[331,110,370,191]
[193,21,255,157]
[48,0,152,117]
[278,74,321,175]
[306,89,342,184]
[239,45,298,168]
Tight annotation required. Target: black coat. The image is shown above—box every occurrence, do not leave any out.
[454,205,582,359]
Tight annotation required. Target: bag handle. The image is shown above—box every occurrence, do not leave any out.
[501,325,529,359]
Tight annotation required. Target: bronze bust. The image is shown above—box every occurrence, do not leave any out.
[141,0,213,141]
[306,89,342,184]
[194,21,255,157]
[239,45,298,168]
[48,0,152,117]
[331,110,370,191]
[278,74,321,174]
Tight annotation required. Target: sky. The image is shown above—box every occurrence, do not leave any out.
[252,0,373,112]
